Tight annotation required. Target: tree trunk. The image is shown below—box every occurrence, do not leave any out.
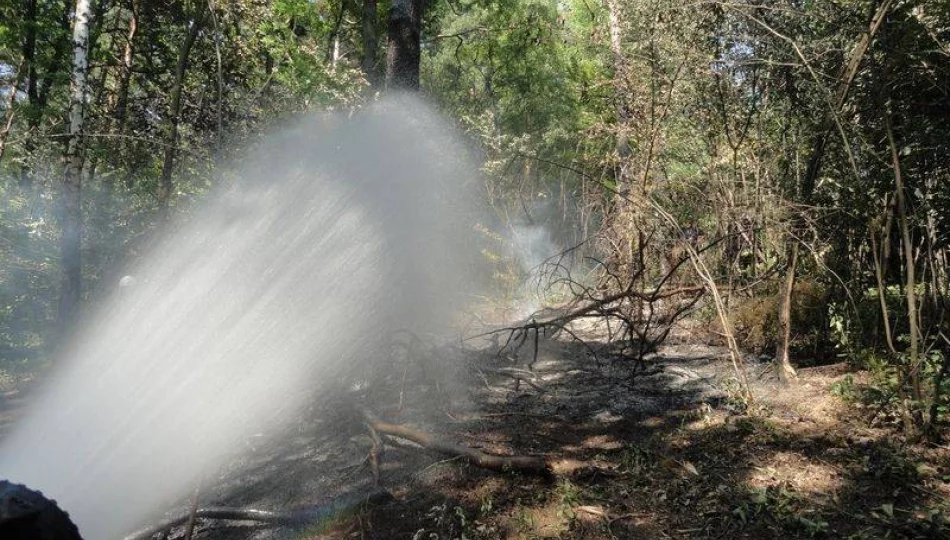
[12,0,38,184]
[82,3,121,190]
[326,1,345,68]
[115,0,137,184]
[886,113,923,430]
[385,0,421,90]
[58,0,94,334]
[604,0,633,196]
[158,10,203,214]
[800,0,894,199]
[870,196,897,353]
[21,5,71,187]
[0,59,26,165]
[115,1,136,128]
[775,241,799,383]
[774,0,894,381]
[360,409,550,475]
[23,0,39,103]
[362,0,379,85]
[331,36,341,71]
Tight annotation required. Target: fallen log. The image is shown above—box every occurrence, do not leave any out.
[123,488,391,540]
[124,508,304,540]
[360,409,551,476]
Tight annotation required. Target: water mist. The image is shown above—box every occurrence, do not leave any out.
[0,96,478,538]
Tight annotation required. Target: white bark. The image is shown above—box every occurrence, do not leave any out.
[605,0,632,189]
[66,0,92,168]
[59,0,93,330]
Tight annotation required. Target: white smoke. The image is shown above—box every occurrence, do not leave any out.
[509,220,558,319]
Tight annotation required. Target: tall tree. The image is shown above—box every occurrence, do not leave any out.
[59,0,94,332]
[157,6,204,215]
[385,0,421,90]
[113,0,137,183]
[773,0,894,383]
[362,0,379,85]
[605,0,632,195]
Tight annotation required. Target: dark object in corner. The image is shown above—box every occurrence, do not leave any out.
[0,480,84,540]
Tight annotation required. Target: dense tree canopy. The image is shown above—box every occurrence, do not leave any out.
[1,2,950,539]
[0,0,947,430]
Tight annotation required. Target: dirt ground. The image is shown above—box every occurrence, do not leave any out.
[3,319,950,540]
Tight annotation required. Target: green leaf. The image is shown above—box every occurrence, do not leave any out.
[881,503,894,518]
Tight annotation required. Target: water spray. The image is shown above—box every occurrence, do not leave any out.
[0,96,478,539]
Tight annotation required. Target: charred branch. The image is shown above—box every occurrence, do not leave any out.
[359,409,551,476]
[123,490,392,540]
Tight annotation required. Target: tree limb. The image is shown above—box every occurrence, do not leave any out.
[359,409,551,476]
[123,489,391,540]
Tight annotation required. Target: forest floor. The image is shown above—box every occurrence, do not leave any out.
[2,315,950,539]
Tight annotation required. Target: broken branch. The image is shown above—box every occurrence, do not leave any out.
[359,409,551,476]
[123,489,391,540]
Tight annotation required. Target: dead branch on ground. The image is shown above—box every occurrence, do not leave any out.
[469,233,733,374]
[123,489,392,540]
[359,408,551,476]
[366,421,384,486]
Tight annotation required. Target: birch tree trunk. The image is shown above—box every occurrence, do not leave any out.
[605,0,633,196]
[58,0,93,333]
[115,0,137,186]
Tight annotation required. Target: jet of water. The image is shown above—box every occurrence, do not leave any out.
[0,95,478,538]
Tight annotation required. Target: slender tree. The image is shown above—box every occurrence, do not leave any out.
[157,6,204,215]
[605,0,632,195]
[59,0,94,333]
[113,0,138,182]
[772,0,894,384]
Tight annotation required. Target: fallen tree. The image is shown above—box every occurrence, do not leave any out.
[467,230,753,379]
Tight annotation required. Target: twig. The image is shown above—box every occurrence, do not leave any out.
[479,412,567,421]
[366,422,384,486]
[482,367,546,393]
[182,483,201,540]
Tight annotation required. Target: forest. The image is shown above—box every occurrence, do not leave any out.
[0,0,949,538]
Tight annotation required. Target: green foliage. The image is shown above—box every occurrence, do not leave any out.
[731,484,829,537]
[423,0,610,250]
[830,373,857,400]
[415,501,476,540]
[0,0,371,361]
[833,346,950,428]
[0,184,59,364]
[0,0,946,447]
